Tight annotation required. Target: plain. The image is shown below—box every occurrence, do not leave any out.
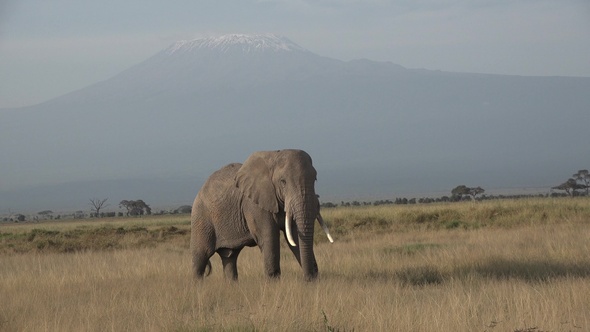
[1,198,590,331]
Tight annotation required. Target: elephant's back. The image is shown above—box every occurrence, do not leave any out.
[193,163,242,207]
[207,163,242,187]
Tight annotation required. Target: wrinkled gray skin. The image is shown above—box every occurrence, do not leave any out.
[191,149,321,281]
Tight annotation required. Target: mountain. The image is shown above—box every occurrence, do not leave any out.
[1,34,590,212]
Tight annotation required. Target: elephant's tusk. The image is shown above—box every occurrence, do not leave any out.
[285,210,297,247]
[317,212,334,243]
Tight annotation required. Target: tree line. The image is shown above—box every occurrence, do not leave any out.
[321,169,589,208]
[2,199,193,223]
[4,169,588,222]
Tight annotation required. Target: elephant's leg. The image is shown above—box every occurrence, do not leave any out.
[218,248,242,281]
[244,206,281,278]
[261,242,281,278]
[257,223,281,278]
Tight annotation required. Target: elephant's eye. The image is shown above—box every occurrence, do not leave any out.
[280,179,287,187]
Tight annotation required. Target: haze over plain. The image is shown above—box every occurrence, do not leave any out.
[1,1,589,212]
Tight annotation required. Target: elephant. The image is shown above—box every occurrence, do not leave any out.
[190,149,333,281]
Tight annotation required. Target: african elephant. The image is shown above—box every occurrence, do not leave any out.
[190,149,333,281]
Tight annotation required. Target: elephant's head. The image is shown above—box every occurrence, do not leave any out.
[235,149,333,280]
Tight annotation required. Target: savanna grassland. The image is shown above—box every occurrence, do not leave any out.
[1,198,590,332]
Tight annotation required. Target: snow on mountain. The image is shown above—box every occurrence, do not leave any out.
[165,34,309,55]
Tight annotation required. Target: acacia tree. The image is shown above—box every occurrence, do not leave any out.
[552,178,587,197]
[37,210,54,220]
[451,185,485,201]
[451,185,470,200]
[572,170,589,195]
[175,205,192,214]
[89,198,109,217]
[119,199,152,216]
[468,186,485,200]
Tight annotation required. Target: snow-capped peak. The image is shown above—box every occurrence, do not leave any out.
[165,33,308,55]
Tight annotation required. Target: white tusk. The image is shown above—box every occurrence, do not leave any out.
[317,212,334,243]
[285,209,297,247]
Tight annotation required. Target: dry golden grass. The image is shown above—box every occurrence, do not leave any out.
[1,198,590,331]
[0,215,191,255]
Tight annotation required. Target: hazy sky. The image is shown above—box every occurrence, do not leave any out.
[1,0,589,108]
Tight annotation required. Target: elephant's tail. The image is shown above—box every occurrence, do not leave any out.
[205,260,212,277]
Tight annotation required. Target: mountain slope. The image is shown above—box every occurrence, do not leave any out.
[1,34,589,211]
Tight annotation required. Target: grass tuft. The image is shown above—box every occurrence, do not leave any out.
[382,243,442,256]
[395,265,446,286]
[322,310,354,332]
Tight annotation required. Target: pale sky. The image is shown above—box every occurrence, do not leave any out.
[1,0,589,108]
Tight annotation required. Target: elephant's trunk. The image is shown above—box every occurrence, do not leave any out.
[290,194,319,281]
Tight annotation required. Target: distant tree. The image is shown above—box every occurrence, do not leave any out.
[37,210,54,219]
[468,187,485,200]
[451,185,470,200]
[452,185,485,201]
[175,205,192,214]
[119,199,152,216]
[119,200,132,215]
[572,170,589,195]
[135,200,152,215]
[89,198,109,218]
[552,178,586,197]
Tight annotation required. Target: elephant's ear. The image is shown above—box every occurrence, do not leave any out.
[235,153,279,213]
